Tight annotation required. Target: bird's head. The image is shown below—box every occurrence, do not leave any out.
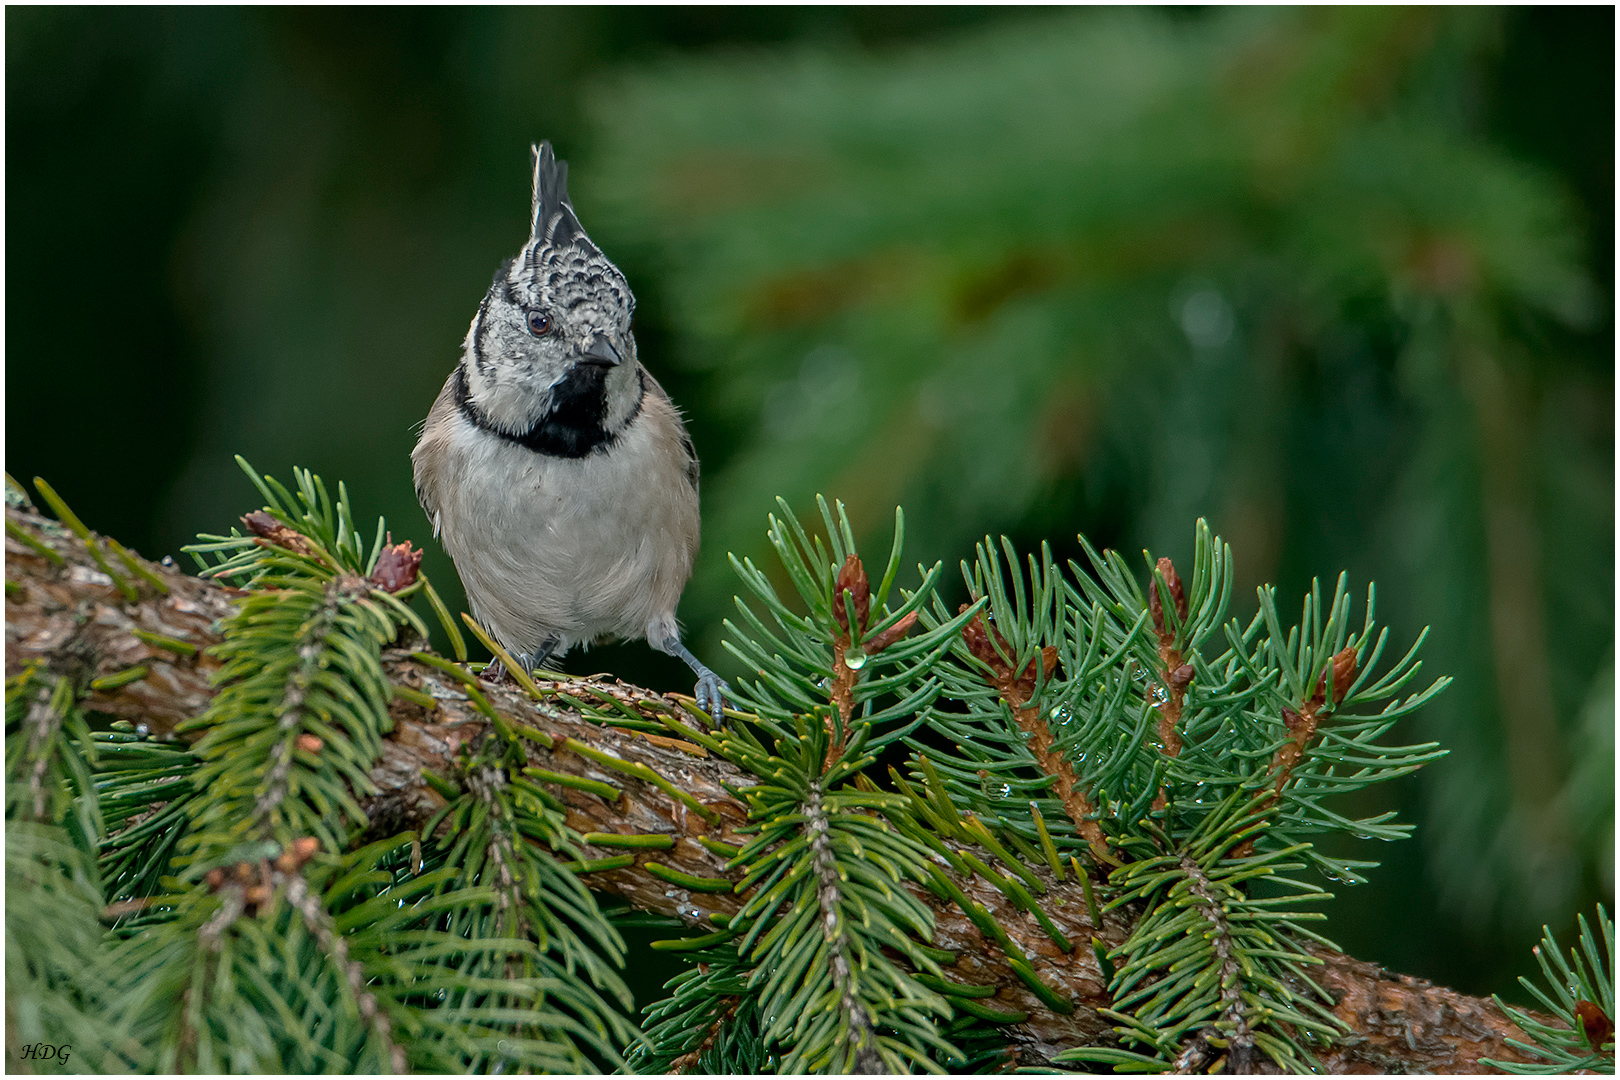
[458,142,642,454]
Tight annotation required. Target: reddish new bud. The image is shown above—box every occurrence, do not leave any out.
[241,510,280,538]
[960,607,1059,697]
[1330,646,1358,698]
[833,555,871,636]
[1032,646,1061,688]
[1312,646,1360,707]
[1151,557,1187,634]
[240,511,316,556]
[961,605,1008,671]
[370,535,423,593]
[1167,664,1195,693]
[295,733,324,754]
[274,836,321,874]
[205,868,225,889]
[1577,1000,1613,1050]
[866,611,918,654]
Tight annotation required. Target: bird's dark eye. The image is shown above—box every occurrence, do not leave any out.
[526,310,551,336]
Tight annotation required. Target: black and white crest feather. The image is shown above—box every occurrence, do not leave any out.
[529,141,598,257]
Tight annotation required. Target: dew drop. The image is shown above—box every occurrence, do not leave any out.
[843,647,867,671]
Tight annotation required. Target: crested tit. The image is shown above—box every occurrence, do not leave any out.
[412,142,727,722]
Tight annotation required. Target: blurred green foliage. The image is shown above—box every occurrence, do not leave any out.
[6,4,1610,1013]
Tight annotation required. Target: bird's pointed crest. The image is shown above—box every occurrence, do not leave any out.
[528,141,597,259]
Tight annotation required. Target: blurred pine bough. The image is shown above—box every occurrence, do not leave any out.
[581,6,1611,984]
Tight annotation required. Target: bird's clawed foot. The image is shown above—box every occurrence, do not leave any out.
[479,646,552,686]
[693,668,730,728]
[663,636,730,727]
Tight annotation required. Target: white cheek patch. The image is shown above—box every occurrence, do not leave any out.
[477,368,554,433]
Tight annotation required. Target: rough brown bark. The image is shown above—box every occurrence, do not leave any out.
[3,504,1548,1072]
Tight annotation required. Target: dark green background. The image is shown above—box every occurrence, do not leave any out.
[8,6,1611,1015]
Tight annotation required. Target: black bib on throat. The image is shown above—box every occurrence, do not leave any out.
[453,364,643,458]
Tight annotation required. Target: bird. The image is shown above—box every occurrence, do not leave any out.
[411,141,728,723]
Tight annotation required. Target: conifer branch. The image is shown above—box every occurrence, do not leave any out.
[665,996,740,1074]
[3,502,1555,1070]
[1170,855,1254,1073]
[22,674,64,820]
[804,778,884,1073]
[1269,646,1359,795]
[282,871,409,1074]
[1149,557,1190,759]
[960,607,1109,857]
[249,574,353,831]
[464,765,527,940]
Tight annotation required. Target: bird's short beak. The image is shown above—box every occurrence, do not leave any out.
[580,334,623,368]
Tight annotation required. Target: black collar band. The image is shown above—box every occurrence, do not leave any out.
[453,364,644,459]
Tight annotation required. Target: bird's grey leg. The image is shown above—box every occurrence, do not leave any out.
[516,641,558,676]
[481,638,558,684]
[517,637,560,678]
[660,636,730,726]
